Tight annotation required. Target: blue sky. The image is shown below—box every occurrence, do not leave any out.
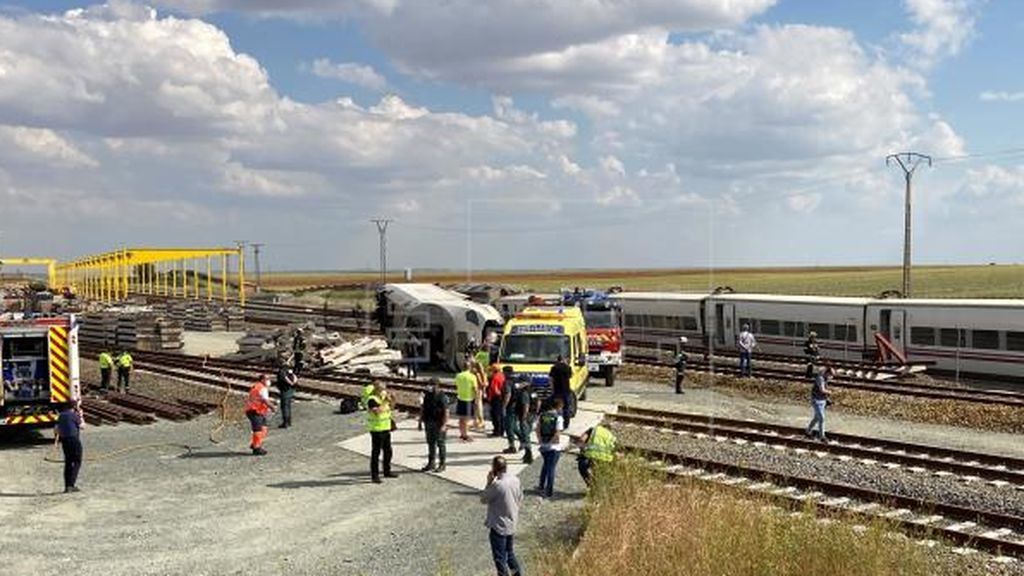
[0,0,1021,273]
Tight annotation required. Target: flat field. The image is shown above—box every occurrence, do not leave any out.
[262,264,1024,299]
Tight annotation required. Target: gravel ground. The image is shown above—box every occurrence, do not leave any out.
[587,378,1024,458]
[614,422,1024,517]
[618,363,1024,434]
[0,375,589,576]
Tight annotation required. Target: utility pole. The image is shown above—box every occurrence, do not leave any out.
[234,240,247,307]
[370,218,393,286]
[886,152,932,298]
[250,243,264,294]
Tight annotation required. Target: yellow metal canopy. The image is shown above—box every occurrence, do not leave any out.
[0,257,57,288]
[55,247,246,305]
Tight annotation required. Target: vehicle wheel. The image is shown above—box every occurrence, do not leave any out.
[605,368,615,387]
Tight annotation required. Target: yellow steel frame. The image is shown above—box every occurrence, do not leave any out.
[56,247,245,305]
[0,257,57,288]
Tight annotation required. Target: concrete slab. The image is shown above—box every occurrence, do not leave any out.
[180,330,246,357]
[339,404,611,490]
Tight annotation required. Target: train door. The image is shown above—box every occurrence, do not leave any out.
[714,303,735,346]
[878,308,906,355]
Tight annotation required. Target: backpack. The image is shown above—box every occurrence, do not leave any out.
[539,411,559,443]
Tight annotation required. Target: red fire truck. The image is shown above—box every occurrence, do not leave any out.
[0,315,80,427]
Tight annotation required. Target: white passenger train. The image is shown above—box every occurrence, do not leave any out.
[611,292,1024,380]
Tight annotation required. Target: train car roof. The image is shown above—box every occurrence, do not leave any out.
[867,298,1024,308]
[708,293,873,306]
[611,291,707,302]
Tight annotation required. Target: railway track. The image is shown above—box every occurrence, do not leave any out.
[97,347,437,411]
[610,405,1024,487]
[627,354,1024,407]
[611,411,1024,559]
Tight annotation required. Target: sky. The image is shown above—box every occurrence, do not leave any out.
[0,0,1022,273]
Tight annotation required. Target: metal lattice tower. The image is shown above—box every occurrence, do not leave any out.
[371,219,393,285]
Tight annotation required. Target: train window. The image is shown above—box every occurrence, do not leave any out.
[939,328,966,348]
[1007,332,1024,352]
[807,323,830,340]
[833,324,856,342]
[760,319,780,335]
[625,314,644,328]
[910,327,936,346]
[783,321,805,337]
[682,316,698,331]
[971,330,1000,350]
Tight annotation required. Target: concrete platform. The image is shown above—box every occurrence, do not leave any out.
[339,403,612,490]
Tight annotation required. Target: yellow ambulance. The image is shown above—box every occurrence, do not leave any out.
[497,306,590,413]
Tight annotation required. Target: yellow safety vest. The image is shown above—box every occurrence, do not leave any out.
[359,384,374,410]
[117,353,133,368]
[455,370,477,402]
[584,425,616,463]
[474,350,490,368]
[365,394,392,432]
[98,353,114,369]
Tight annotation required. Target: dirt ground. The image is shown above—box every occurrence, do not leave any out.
[0,394,587,576]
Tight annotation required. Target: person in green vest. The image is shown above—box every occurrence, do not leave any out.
[115,350,133,393]
[97,350,114,392]
[454,356,478,442]
[359,382,375,411]
[576,424,616,487]
[366,382,397,484]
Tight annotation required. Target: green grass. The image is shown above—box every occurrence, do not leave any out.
[261,265,1024,300]
[535,457,949,576]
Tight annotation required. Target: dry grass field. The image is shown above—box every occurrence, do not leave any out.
[262,264,1024,299]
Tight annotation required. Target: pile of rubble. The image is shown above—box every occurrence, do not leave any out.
[233,323,403,375]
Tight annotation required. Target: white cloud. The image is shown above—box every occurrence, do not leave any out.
[899,0,978,68]
[959,165,1024,204]
[979,90,1024,102]
[310,58,387,91]
[0,125,98,168]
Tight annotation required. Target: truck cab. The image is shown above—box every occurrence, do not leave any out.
[497,306,589,413]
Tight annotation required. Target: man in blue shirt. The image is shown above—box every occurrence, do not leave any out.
[56,400,84,493]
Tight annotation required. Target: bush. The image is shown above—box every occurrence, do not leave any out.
[536,456,935,576]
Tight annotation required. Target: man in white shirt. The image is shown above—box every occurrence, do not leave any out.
[481,456,524,576]
[737,324,757,377]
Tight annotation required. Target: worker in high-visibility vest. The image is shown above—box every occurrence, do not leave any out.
[97,351,114,392]
[115,350,133,393]
[366,382,397,483]
[359,383,375,411]
[576,424,616,486]
[245,374,277,456]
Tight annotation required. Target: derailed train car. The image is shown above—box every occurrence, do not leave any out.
[377,283,503,372]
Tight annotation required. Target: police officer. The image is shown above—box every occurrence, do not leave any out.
[115,350,133,392]
[56,400,84,493]
[97,350,114,392]
[674,337,688,394]
[275,364,298,429]
[292,329,306,375]
[804,331,821,377]
[576,424,616,487]
[366,382,398,483]
[419,378,448,473]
